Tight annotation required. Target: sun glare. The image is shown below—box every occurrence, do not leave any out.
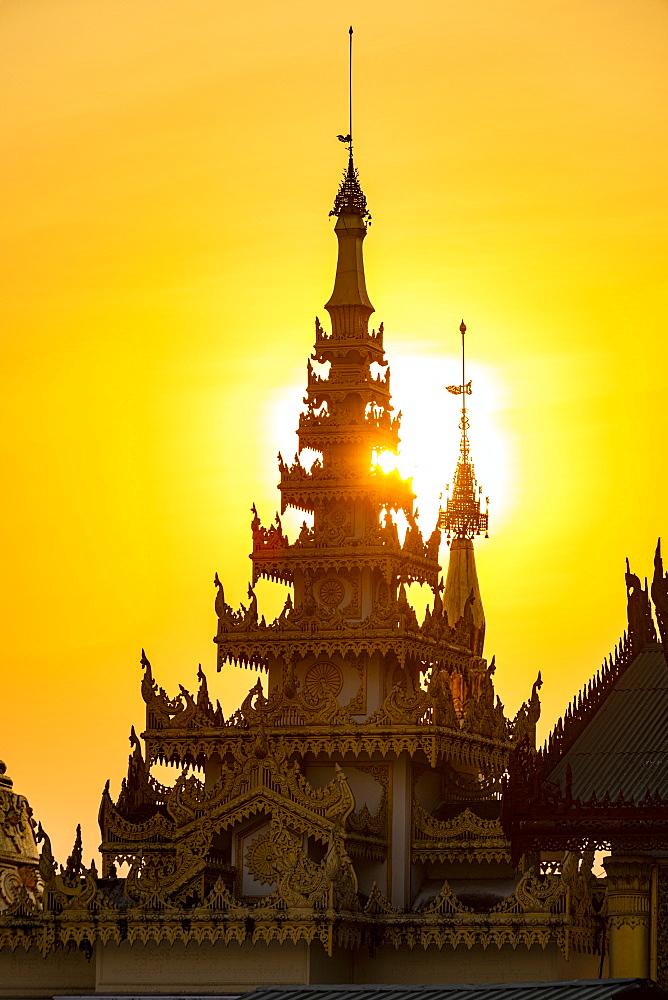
[263,345,513,543]
[385,347,512,534]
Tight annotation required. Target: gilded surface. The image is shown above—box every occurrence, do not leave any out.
[0,150,608,979]
[0,762,41,915]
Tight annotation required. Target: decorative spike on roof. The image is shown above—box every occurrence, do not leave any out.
[539,629,634,771]
[652,537,668,653]
[439,321,489,541]
[329,154,371,221]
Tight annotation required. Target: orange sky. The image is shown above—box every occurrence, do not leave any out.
[2,0,668,864]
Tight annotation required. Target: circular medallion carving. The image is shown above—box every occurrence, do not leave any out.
[305,661,343,699]
[319,578,345,606]
[330,505,346,526]
[245,834,280,883]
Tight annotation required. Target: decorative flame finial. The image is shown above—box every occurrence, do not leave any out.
[438,321,489,541]
[330,27,371,221]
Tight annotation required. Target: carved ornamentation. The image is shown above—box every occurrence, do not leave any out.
[626,558,657,654]
[304,661,343,699]
[0,827,601,961]
[0,867,41,915]
[245,818,359,912]
[0,762,39,865]
[420,880,473,915]
[652,540,668,658]
[510,672,542,747]
[0,143,612,980]
[412,803,509,865]
[319,579,346,607]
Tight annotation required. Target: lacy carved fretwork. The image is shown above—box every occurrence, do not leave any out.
[142,648,517,779]
[345,765,389,861]
[504,733,668,861]
[490,853,594,920]
[124,830,211,910]
[347,795,387,841]
[245,818,359,912]
[330,154,371,220]
[113,726,172,822]
[0,831,601,960]
[146,729,510,780]
[437,760,504,802]
[141,652,224,732]
[412,803,509,865]
[100,728,357,902]
[37,825,100,915]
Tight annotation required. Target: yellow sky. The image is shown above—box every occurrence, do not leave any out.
[2,0,667,863]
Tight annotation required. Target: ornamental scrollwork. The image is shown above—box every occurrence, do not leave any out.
[0,866,41,915]
[245,818,359,912]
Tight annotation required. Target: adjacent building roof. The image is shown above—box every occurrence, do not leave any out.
[550,645,668,801]
[503,638,668,856]
[247,980,668,1000]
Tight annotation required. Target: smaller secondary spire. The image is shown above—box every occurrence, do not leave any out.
[330,27,371,221]
[438,321,489,541]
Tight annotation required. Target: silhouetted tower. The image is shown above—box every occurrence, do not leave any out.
[439,321,489,657]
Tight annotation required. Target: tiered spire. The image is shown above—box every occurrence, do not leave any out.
[439,321,489,542]
[324,156,374,336]
[330,155,371,221]
[439,322,488,651]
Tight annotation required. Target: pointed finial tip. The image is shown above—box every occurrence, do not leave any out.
[349,25,353,33]
[460,320,466,333]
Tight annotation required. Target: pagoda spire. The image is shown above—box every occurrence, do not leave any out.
[439,321,489,650]
[325,27,374,338]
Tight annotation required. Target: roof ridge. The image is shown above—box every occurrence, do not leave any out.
[539,631,634,771]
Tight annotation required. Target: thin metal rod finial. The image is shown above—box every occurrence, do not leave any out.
[461,320,467,391]
[349,26,353,155]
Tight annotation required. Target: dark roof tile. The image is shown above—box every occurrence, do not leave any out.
[248,979,668,1000]
[549,648,668,800]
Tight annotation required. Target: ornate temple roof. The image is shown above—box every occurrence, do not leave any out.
[504,544,668,858]
[330,155,371,221]
[549,644,668,801]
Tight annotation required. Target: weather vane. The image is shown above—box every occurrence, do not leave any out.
[438,321,489,541]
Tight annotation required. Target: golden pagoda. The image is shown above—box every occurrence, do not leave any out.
[0,126,607,997]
